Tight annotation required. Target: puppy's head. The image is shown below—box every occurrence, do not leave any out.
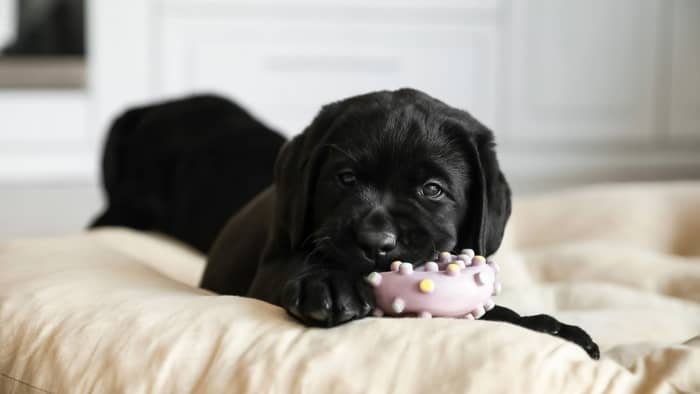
[273,88,511,273]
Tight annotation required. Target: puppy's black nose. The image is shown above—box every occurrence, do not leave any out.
[358,231,397,259]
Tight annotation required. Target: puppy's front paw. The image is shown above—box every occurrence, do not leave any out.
[519,314,599,359]
[281,270,374,327]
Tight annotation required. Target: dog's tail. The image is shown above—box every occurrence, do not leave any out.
[89,94,286,253]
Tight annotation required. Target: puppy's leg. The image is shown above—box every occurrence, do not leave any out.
[248,256,375,328]
[482,305,600,359]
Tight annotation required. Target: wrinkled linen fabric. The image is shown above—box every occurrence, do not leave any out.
[1,182,699,393]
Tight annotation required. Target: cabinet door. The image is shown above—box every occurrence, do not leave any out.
[508,0,661,145]
[157,8,503,136]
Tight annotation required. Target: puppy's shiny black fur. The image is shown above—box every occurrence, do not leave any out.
[203,89,599,359]
[90,95,285,253]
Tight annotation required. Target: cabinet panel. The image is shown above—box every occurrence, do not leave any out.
[670,0,700,142]
[158,20,501,136]
[509,0,661,144]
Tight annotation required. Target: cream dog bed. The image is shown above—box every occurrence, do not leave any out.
[1,182,699,393]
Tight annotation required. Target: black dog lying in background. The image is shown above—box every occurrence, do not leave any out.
[91,89,599,359]
[90,95,285,252]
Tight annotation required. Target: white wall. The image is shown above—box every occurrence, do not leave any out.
[0,182,100,240]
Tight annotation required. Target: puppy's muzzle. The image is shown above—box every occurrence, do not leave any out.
[355,207,397,262]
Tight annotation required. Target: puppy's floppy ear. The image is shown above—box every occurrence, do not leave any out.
[272,103,344,250]
[455,121,512,256]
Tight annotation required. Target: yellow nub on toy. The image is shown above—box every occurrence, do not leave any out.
[418,278,435,293]
[446,263,460,274]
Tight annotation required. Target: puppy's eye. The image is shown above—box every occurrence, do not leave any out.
[337,170,357,186]
[420,182,444,199]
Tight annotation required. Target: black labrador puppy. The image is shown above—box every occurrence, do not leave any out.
[202,88,599,359]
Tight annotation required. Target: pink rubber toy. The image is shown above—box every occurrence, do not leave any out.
[365,249,501,319]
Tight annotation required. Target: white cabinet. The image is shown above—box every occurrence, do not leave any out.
[9,0,700,189]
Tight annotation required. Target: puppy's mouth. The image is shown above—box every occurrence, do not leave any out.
[360,249,390,265]
[308,233,434,273]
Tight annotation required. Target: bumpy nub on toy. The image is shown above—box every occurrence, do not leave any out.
[366,249,501,319]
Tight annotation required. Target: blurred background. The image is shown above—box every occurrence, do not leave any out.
[0,0,698,240]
